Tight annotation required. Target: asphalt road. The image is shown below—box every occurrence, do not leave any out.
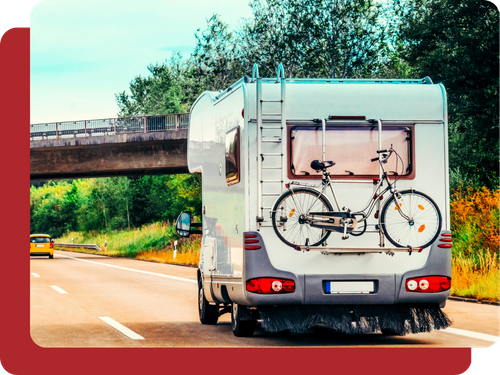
[30,250,499,348]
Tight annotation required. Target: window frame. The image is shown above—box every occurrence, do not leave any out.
[225,126,241,186]
[287,123,415,180]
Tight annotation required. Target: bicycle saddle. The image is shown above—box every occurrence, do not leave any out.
[310,160,336,171]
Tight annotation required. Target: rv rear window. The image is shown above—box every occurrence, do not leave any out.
[225,126,240,185]
[289,125,413,179]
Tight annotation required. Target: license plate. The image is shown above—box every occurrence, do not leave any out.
[36,244,44,247]
[326,281,374,294]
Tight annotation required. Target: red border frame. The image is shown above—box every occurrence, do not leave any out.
[0,28,471,375]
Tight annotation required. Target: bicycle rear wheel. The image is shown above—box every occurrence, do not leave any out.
[380,190,442,249]
[271,188,333,248]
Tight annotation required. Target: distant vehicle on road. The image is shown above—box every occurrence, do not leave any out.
[30,234,54,259]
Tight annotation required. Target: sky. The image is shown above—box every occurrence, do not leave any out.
[28,0,254,124]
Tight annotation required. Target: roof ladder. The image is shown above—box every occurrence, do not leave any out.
[255,64,287,228]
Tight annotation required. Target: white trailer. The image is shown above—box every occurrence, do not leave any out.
[176,64,452,337]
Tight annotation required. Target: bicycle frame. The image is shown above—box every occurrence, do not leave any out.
[290,150,411,228]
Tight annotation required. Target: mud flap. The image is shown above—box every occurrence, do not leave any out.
[258,305,451,335]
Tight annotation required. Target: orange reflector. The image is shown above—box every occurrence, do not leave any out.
[418,204,425,210]
[418,224,425,233]
[395,203,402,210]
[289,209,295,217]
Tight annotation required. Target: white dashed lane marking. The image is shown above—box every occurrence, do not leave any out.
[50,285,68,294]
[99,317,145,340]
[31,273,40,277]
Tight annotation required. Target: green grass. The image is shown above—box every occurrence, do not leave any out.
[56,222,177,257]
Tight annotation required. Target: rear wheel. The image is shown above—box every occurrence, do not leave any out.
[271,188,333,248]
[49,254,54,259]
[198,278,219,324]
[231,303,256,337]
[380,190,442,249]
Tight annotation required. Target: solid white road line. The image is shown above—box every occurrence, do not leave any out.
[50,285,68,294]
[442,327,498,343]
[31,273,40,277]
[55,253,197,284]
[99,317,145,340]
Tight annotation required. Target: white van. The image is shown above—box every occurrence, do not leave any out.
[176,64,452,337]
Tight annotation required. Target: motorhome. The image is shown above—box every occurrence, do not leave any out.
[176,64,451,337]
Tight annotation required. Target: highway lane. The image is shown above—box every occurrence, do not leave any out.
[30,250,499,348]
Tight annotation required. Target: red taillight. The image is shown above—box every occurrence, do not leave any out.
[244,233,261,249]
[438,234,452,248]
[246,278,295,294]
[244,245,261,250]
[285,183,290,189]
[49,242,54,249]
[406,276,451,293]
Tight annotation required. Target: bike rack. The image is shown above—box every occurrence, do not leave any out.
[295,245,423,256]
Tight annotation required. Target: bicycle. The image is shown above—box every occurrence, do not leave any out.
[271,146,442,250]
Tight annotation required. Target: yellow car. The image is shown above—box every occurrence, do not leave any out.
[30,234,54,259]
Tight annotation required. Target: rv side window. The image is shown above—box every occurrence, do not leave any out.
[289,125,413,179]
[225,126,240,185]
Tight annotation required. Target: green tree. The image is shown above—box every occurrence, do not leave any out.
[393,0,499,188]
[115,53,188,117]
[240,0,388,78]
[189,14,246,91]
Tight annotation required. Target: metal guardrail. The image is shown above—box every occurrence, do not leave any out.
[54,243,102,251]
[30,113,189,140]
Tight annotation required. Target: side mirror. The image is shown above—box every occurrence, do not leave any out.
[176,212,192,237]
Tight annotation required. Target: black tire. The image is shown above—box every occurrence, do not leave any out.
[271,188,333,248]
[231,303,256,337]
[380,190,442,249]
[198,278,219,325]
[49,254,54,259]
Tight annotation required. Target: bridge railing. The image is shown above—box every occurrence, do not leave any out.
[30,113,189,140]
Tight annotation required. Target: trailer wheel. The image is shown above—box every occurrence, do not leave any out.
[231,303,256,337]
[198,279,219,324]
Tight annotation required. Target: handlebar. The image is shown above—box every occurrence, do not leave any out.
[371,147,394,163]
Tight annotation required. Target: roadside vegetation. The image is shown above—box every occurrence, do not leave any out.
[450,186,499,302]
[33,0,498,302]
[56,223,201,266]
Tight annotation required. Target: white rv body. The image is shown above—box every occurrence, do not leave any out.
[187,73,450,333]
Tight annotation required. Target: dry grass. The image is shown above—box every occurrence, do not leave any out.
[136,235,201,266]
[451,251,499,302]
[450,185,499,301]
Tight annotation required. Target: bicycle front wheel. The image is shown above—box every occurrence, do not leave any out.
[271,188,333,248]
[380,190,442,249]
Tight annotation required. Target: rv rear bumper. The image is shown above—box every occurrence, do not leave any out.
[243,231,451,307]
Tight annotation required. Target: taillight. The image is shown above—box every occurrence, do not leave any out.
[244,233,261,250]
[246,278,295,294]
[405,276,451,293]
[49,242,54,249]
[437,233,452,248]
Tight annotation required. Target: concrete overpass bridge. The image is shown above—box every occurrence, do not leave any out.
[30,114,189,180]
